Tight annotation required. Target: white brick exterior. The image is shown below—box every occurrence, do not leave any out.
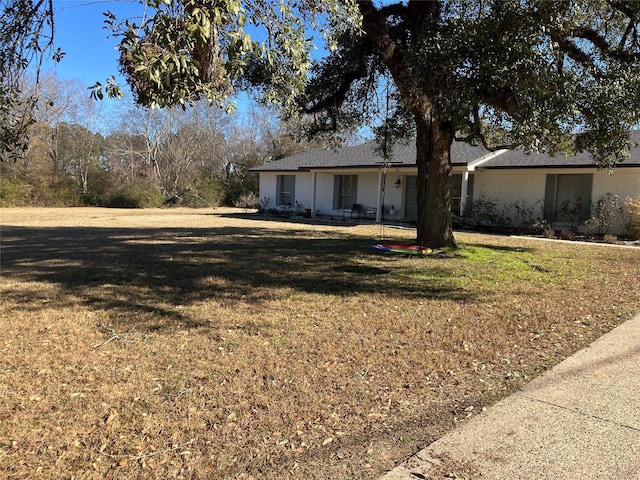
[257,172,279,208]
[473,170,547,207]
[471,167,640,229]
[473,167,640,206]
[258,172,314,210]
[591,168,640,200]
[258,165,639,229]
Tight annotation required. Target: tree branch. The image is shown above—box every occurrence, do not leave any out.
[550,33,596,67]
[456,105,518,151]
[552,23,640,66]
[304,42,370,114]
[378,3,407,19]
[606,0,640,21]
[620,17,636,50]
[570,26,640,62]
[357,1,421,113]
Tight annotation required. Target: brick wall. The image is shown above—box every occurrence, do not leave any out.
[592,168,640,200]
[472,167,640,226]
[474,170,547,206]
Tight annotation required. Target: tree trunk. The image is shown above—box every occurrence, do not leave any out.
[415,112,457,249]
[358,1,457,248]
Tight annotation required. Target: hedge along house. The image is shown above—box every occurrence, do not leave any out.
[252,132,640,232]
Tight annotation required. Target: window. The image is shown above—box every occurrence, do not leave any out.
[451,174,463,215]
[333,175,358,210]
[544,173,593,223]
[276,175,295,206]
[450,174,474,216]
[404,176,418,221]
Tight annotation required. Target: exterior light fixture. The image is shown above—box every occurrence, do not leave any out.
[394,178,401,188]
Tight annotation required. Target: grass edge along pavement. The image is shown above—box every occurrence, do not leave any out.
[382,311,640,480]
[0,207,638,479]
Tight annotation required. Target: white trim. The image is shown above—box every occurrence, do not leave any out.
[460,171,469,215]
[466,149,509,171]
[311,171,317,213]
[376,170,384,223]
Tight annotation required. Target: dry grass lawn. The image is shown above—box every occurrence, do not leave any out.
[1,207,639,479]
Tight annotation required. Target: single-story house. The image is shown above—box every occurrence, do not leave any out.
[252,132,640,232]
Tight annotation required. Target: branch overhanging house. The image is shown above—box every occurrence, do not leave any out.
[252,133,640,233]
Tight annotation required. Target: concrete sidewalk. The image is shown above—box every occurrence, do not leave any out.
[382,313,640,480]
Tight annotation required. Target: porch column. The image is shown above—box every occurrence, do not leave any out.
[459,171,469,216]
[376,169,384,223]
[311,171,317,214]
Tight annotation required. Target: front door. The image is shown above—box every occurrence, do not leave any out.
[404,175,418,221]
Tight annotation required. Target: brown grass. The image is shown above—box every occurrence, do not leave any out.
[1,207,639,479]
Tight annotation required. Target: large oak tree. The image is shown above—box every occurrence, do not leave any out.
[5,0,640,247]
[327,0,640,247]
[106,0,640,248]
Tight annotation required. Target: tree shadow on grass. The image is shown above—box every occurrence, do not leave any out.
[0,225,477,330]
[466,243,536,253]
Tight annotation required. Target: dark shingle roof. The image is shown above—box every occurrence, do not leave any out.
[252,132,640,172]
[478,131,640,169]
[252,139,491,172]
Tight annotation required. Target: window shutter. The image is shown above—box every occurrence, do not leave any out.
[290,176,296,206]
[466,174,475,212]
[544,174,557,222]
[276,175,282,206]
[351,175,358,205]
[579,174,593,222]
[333,176,341,210]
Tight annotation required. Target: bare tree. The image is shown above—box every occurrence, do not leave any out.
[0,0,61,160]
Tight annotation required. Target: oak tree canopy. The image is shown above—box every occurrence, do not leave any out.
[4,0,640,247]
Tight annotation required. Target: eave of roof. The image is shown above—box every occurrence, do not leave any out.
[477,131,640,169]
[251,131,640,172]
[477,152,640,169]
[476,163,640,170]
[251,139,490,172]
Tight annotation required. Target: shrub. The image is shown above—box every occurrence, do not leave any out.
[627,196,640,240]
[235,192,259,209]
[81,168,115,206]
[181,176,225,207]
[462,195,507,228]
[603,234,618,244]
[507,199,544,232]
[531,218,551,234]
[107,181,163,208]
[1,164,83,207]
[586,193,628,235]
[557,195,586,230]
[294,201,305,216]
[0,175,32,206]
[559,229,575,240]
[46,176,82,206]
[222,171,259,207]
[258,196,271,213]
[463,197,545,233]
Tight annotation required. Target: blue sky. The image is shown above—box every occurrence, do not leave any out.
[46,0,141,86]
[46,1,335,92]
[41,1,371,138]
